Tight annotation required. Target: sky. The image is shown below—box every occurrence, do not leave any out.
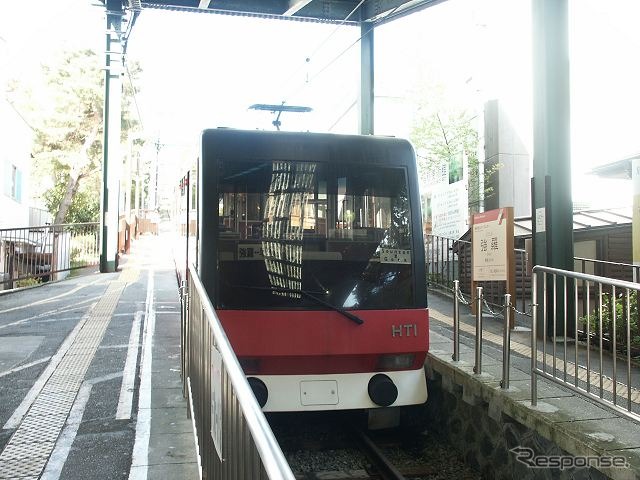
[1,0,638,209]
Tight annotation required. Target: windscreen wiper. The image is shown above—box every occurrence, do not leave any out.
[233,285,364,325]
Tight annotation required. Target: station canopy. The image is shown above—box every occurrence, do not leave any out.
[114,0,445,24]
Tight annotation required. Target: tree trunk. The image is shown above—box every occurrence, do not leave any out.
[53,172,82,225]
[53,124,100,224]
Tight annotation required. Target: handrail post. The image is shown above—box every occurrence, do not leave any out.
[452,280,460,362]
[180,279,189,398]
[473,286,483,375]
[501,293,511,389]
[531,270,538,407]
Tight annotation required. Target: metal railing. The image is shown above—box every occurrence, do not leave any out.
[183,263,295,480]
[531,266,640,422]
[474,286,484,375]
[426,234,530,315]
[429,236,640,323]
[452,281,513,389]
[574,256,640,284]
[0,223,99,291]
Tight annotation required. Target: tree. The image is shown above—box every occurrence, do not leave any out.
[409,90,498,217]
[6,49,142,224]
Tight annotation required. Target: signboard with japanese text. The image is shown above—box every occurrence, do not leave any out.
[472,207,513,282]
[237,243,264,261]
[431,181,468,239]
[423,151,469,239]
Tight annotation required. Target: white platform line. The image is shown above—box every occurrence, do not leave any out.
[40,383,93,480]
[0,357,51,379]
[41,372,124,480]
[2,312,91,429]
[116,311,143,420]
[0,277,103,315]
[129,269,155,480]
[0,297,99,331]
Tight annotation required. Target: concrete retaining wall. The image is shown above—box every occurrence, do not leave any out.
[423,368,618,480]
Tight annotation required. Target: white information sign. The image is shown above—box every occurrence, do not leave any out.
[431,181,468,239]
[211,343,222,459]
[535,207,546,233]
[237,243,264,260]
[472,208,509,281]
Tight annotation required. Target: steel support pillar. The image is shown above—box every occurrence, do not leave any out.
[359,22,374,135]
[532,0,574,336]
[100,2,124,273]
[633,157,640,268]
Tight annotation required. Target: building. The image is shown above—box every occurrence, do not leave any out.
[1,100,33,229]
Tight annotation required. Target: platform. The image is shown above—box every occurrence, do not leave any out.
[0,231,197,479]
[426,290,640,480]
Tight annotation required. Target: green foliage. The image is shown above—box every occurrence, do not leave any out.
[583,290,640,355]
[7,49,143,223]
[42,176,100,224]
[17,277,41,288]
[408,81,499,219]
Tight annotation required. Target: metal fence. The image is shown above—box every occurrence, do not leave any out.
[574,256,640,284]
[0,223,99,291]
[428,235,640,321]
[426,234,530,314]
[183,263,295,480]
[531,266,640,421]
[451,268,639,421]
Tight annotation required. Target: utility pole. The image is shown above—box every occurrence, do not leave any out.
[151,137,163,212]
[100,0,124,273]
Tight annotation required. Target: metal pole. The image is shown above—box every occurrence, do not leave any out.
[612,286,617,405]
[358,22,374,135]
[453,280,460,362]
[501,293,511,389]
[532,0,573,273]
[531,271,538,406]
[474,286,483,375]
[100,2,123,273]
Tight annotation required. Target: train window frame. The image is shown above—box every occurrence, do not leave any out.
[214,158,416,311]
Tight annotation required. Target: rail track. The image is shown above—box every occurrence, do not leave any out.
[268,411,480,480]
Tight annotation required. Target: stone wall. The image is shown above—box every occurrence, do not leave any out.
[423,373,610,480]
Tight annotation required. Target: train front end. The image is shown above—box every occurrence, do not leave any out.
[198,129,429,412]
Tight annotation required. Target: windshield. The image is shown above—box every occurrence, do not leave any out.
[216,159,415,310]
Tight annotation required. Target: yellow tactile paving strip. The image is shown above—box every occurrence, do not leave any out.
[0,268,138,479]
[429,307,640,405]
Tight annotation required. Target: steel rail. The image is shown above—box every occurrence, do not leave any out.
[352,427,406,480]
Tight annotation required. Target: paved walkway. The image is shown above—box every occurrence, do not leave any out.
[0,233,198,479]
[426,290,640,480]
[429,290,640,409]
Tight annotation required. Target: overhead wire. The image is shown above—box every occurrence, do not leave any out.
[306,0,366,61]
[125,62,145,133]
[310,5,401,84]
[281,4,402,107]
[284,5,402,132]
[274,0,365,103]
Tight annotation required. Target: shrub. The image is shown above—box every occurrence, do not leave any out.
[583,290,640,355]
